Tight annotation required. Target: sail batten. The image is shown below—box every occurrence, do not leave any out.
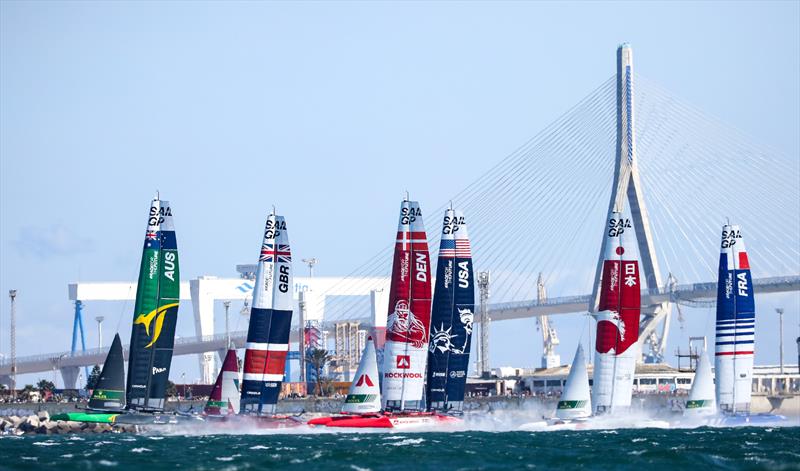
[240,213,293,415]
[382,200,432,411]
[426,208,474,413]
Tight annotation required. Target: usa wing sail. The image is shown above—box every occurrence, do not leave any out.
[126,197,180,411]
[382,199,432,411]
[341,336,381,414]
[240,213,293,415]
[426,208,474,413]
[592,212,641,413]
[205,349,241,416]
[715,224,755,413]
[88,333,125,412]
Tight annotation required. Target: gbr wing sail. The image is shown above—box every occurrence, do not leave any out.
[240,212,294,415]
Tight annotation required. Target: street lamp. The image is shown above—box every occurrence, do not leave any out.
[302,258,318,278]
[223,301,231,349]
[95,316,105,349]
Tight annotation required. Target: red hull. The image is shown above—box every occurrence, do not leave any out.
[308,412,459,429]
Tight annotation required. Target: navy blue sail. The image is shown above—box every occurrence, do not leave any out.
[426,208,475,413]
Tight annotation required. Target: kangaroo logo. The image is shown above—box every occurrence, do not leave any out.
[134,302,179,348]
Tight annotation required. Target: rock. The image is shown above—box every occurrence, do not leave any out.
[42,421,59,434]
[10,415,24,428]
[36,410,50,422]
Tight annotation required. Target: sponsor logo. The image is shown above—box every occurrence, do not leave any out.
[721,228,741,248]
[152,366,167,375]
[396,355,411,369]
[386,300,426,347]
[264,218,286,240]
[608,217,631,237]
[384,372,423,379]
[400,206,421,225]
[449,370,465,379]
[355,374,374,387]
[131,384,146,389]
[432,372,446,377]
[133,302,180,348]
[148,204,172,227]
[442,214,464,234]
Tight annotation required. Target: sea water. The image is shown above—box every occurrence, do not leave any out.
[0,426,798,470]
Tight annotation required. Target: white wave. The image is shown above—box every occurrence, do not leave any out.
[390,438,425,446]
[130,447,152,453]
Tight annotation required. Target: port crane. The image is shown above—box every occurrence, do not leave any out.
[536,273,561,368]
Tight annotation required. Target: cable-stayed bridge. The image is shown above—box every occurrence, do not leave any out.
[2,45,798,387]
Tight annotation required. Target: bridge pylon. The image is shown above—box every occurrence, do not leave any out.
[589,43,672,363]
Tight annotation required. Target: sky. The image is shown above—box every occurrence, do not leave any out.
[1,1,799,386]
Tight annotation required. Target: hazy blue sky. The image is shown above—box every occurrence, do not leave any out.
[1,1,798,385]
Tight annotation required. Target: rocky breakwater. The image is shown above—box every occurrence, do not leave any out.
[0,411,137,435]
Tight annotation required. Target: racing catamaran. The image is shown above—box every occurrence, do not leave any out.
[592,212,640,415]
[237,210,301,427]
[426,207,474,414]
[55,195,187,425]
[309,198,456,429]
[713,224,785,425]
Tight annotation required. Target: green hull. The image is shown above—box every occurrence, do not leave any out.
[50,412,120,423]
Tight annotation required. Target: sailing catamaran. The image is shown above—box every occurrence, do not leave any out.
[592,211,641,415]
[309,198,457,429]
[204,349,241,417]
[236,210,301,427]
[55,195,188,425]
[713,224,785,425]
[426,207,474,414]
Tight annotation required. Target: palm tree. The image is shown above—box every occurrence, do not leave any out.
[305,348,333,396]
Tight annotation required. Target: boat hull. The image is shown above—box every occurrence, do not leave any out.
[308,412,460,429]
[205,414,305,429]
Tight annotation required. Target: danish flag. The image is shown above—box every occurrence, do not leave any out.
[355,374,374,387]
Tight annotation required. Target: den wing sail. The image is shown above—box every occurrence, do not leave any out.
[685,347,716,415]
[592,212,641,414]
[341,336,381,414]
[240,212,293,415]
[126,197,180,411]
[426,208,474,413]
[382,199,432,411]
[205,349,241,416]
[555,344,591,420]
[87,333,126,412]
[715,224,755,414]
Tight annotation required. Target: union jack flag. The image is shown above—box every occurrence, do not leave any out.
[145,231,158,240]
[260,243,291,263]
[439,239,471,258]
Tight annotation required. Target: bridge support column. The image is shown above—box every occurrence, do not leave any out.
[190,277,218,384]
[60,366,80,389]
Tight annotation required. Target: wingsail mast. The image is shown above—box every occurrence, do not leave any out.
[382,197,432,412]
[715,224,755,414]
[592,211,641,414]
[426,206,474,413]
[240,210,294,415]
[126,196,180,411]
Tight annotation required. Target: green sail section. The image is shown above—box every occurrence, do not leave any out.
[125,198,180,411]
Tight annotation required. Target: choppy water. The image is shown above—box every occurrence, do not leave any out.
[0,426,798,470]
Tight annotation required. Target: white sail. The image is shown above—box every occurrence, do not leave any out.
[555,345,592,420]
[341,336,381,414]
[685,347,715,415]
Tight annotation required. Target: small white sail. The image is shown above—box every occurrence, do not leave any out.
[685,348,715,416]
[555,345,592,420]
[342,336,381,414]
